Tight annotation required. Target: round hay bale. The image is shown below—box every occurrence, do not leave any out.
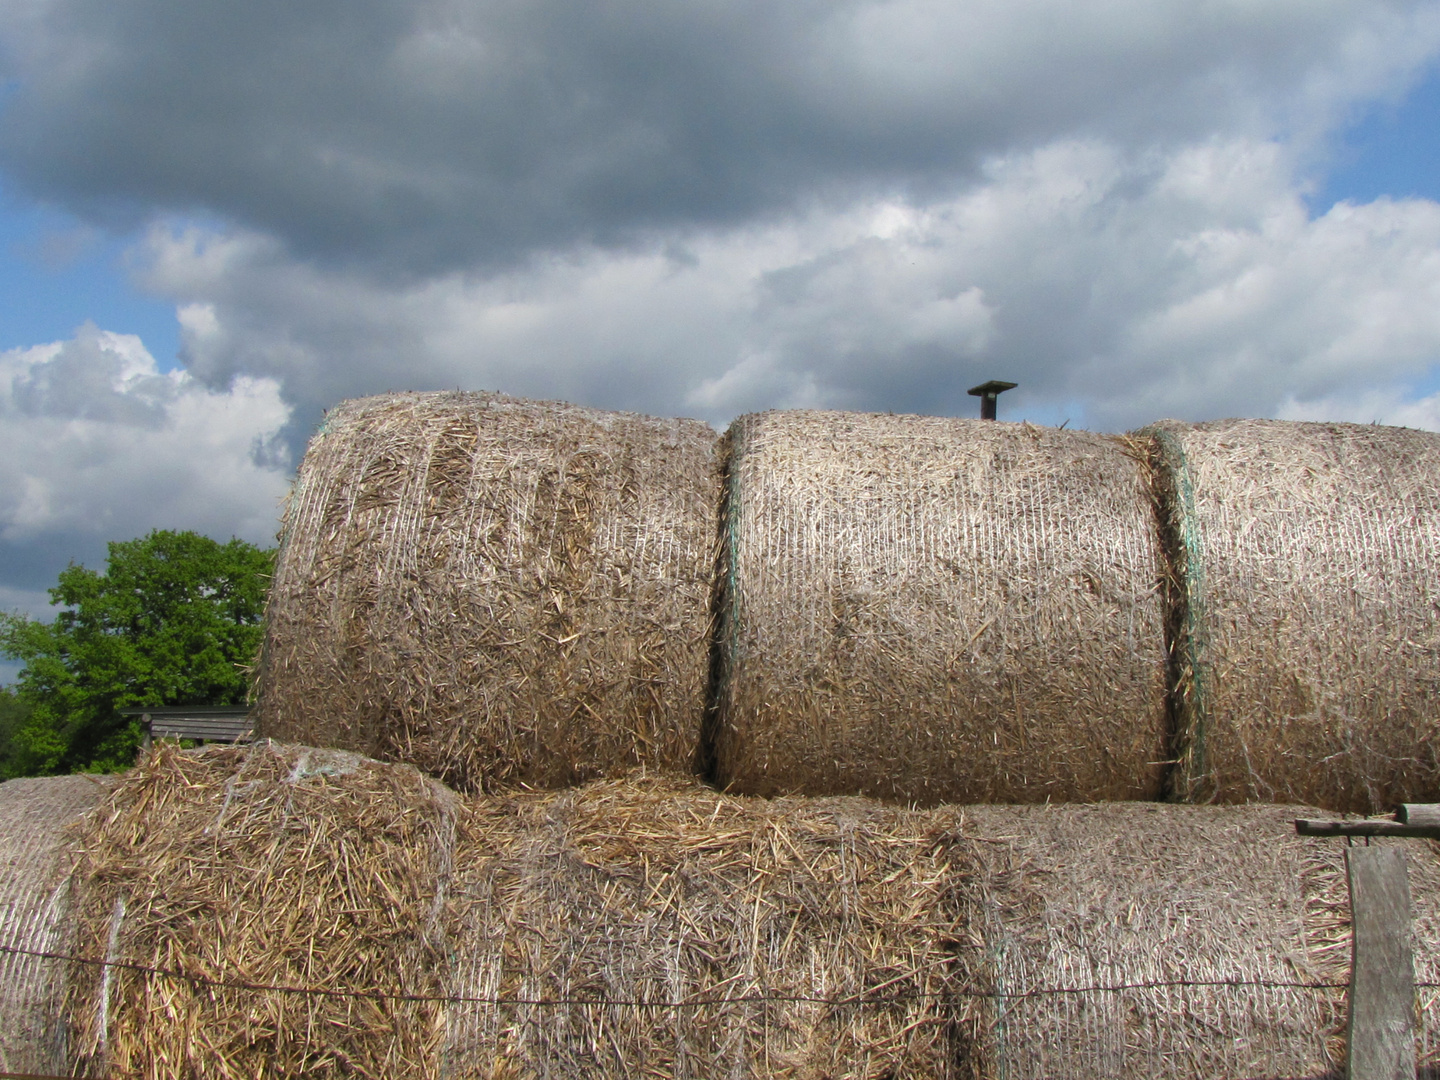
[447,777,970,1078]
[710,410,1170,805]
[63,742,462,1080]
[954,800,1352,1080]
[0,773,114,1076]
[1142,419,1440,811]
[255,390,720,792]
[55,743,1440,1079]
[444,787,1361,1080]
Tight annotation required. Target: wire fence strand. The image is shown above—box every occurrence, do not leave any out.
[3,940,1403,1009]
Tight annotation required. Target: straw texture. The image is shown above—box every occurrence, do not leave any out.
[445,787,1361,1080]
[956,801,1351,1079]
[48,743,1409,1079]
[0,773,114,1076]
[1395,836,1440,1075]
[64,741,463,1079]
[445,776,974,1078]
[255,391,719,792]
[711,411,1169,805]
[1143,419,1440,811]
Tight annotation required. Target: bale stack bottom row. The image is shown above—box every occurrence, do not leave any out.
[8,740,1440,1080]
[256,392,1440,812]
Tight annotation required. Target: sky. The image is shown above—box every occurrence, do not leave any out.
[4,0,1440,668]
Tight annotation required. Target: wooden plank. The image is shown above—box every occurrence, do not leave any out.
[1346,845,1415,1080]
[150,718,251,731]
[149,717,253,742]
[149,717,251,732]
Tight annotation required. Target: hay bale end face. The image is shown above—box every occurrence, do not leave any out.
[49,743,1430,1079]
[0,774,114,1076]
[255,390,720,792]
[712,410,1170,805]
[1144,419,1440,811]
[64,743,461,1080]
[957,800,1351,1079]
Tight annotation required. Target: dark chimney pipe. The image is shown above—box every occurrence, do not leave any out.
[967,380,1017,420]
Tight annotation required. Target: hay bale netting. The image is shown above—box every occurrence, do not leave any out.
[58,742,1440,1080]
[1142,419,1440,811]
[255,390,720,792]
[710,410,1170,805]
[447,777,973,1078]
[0,773,114,1075]
[63,743,973,1079]
[955,801,1353,1079]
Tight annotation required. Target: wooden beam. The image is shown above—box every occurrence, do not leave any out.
[148,717,253,741]
[1397,804,1440,829]
[1346,845,1415,1080]
[1296,818,1440,840]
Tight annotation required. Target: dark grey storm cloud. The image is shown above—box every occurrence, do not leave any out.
[2,0,1427,275]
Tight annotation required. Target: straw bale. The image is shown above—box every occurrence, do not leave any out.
[444,777,974,1078]
[61,743,971,1079]
[63,741,463,1080]
[1142,419,1440,811]
[56,743,1440,1079]
[0,773,114,1076]
[1387,835,1440,1074]
[954,801,1351,1080]
[447,794,1372,1079]
[711,410,1170,805]
[255,390,719,792]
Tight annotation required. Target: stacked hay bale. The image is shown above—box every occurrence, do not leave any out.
[1143,419,1440,811]
[44,743,1421,1079]
[255,391,719,792]
[61,742,973,1079]
[446,774,971,1077]
[446,785,1358,1080]
[63,742,461,1079]
[710,410,1170,805]
[955,800,1351,1079]
[0,773,114,1076]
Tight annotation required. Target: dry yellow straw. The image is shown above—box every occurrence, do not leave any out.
[56,743,1440,1079]
[1142,419,1440,811]
[255,390,720,793]
[712,410,1170,805]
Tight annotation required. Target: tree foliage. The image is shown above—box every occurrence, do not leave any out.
[0,530,274,777]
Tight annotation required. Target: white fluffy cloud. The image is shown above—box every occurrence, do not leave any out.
[0,324,292,555]
[1278,386,1440,430]
[131,136,1440,434]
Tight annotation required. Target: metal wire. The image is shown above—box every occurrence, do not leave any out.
[1,940,1385,1009]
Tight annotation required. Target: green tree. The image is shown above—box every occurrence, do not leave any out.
[0,687,33,774]
[0,530,274,777]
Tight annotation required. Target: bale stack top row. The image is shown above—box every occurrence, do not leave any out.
[255,391,1440,813]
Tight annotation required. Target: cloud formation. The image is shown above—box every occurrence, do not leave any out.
[0,325,292,613]
[132,137,1440,436]
[3,0,1437,273]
